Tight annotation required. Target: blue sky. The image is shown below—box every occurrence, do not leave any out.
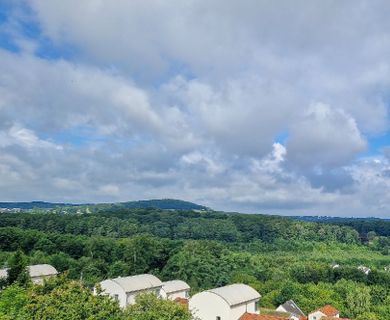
[0,1,390,217]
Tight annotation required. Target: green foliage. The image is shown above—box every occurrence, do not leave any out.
[0,208,388,319]
[124,293,192,320]
[7,250,30,287]
[0,284,28,319]
[22,275,123,320]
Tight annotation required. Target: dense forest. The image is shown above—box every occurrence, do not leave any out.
[0,207,389,319]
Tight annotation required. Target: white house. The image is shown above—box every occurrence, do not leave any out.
[97,274,162,308]
[308,305,339,320]
[28,264,58,285]
[357,265,371,275]
[0,264,58,285]
[189,283,261,320]
[160,280,190,300]
[276,300,305,320]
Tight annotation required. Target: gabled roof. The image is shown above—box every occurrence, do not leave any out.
[279,300,305,317]
[162,280,190,293]
[28,264,58,277]
[107,274,162,293]
[314,305,339,317]
[240,313,288,320]
[207,284,261,307]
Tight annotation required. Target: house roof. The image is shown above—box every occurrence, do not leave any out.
[28,264,58,278]
[240,313,288,320]
[162,280,190,293]
[315,305,339,317]
[1,264,58,279]
[279,300,305,316]
[207,284,261,307]
[109,274,162,293]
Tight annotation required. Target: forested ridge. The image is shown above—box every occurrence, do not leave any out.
[0,208,389,319]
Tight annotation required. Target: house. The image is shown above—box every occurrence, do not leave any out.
[0,264,58,285]
[308,305,339,320]
[276,300,305,320]
[189,283,261,320]
[357,265,371,275]
[160,280,190,300]
[96,274,162,308]
[240,314,288,320]
[28,264,58,284]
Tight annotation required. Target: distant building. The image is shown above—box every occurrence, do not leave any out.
[189,283,261,320]
[0,264,58,285]
[160,280,190,300]
[276,300,305,320]
[308,305,339,320]
[357,265,371,275]
[28,264,58,284]
[96,274,162,308]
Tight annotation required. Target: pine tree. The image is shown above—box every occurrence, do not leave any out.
[7,250,30,287]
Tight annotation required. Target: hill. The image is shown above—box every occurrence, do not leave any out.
[0,199,209,211]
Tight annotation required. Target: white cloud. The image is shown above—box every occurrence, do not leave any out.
[287,103,367,168]
[0,1,390,216]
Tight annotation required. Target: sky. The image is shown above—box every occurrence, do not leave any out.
[0,1,390,217]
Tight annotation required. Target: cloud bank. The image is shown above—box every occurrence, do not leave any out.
[0,1,390,217]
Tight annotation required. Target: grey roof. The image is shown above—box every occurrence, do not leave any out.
[28,264,58,277]
[0,265,58,279]
[110,274,162,293]
[162,280,190,293]
[207,284,261,307]
[279,300,305,317]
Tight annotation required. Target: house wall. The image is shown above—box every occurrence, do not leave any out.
[127,287,161,305]
[189,292,259,320]
[230,300,259,320]
[31,274,56,285]
[162,289,189,300]
[275,306,300,320]
[189,291,230,320]
[99,280,127,308]
[308,311,326,320]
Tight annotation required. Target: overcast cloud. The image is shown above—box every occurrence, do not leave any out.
[0,0,390,217]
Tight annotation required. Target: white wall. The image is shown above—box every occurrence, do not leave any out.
[189,291,259,320]
[308,311,326,320]
[161,289,189,300]
[31,275,55,285]
[99,280,127,308]
[230,300,259,320]
[190,291,230,320]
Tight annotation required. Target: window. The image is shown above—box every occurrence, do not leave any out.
[255,301,259,311]
[114,294,119,301]
[216,317,221,320]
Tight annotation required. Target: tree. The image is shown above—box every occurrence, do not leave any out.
[7,250,30,287]
[345,285,371,318]
[124,293,192,320]
[0,284,28,319]
[22,275,123,320]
